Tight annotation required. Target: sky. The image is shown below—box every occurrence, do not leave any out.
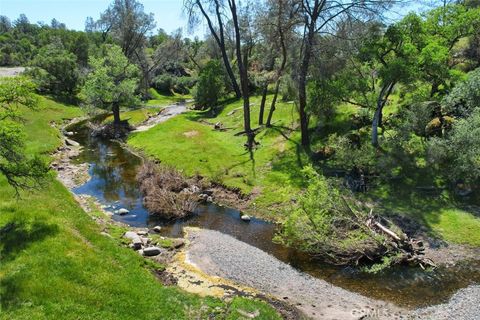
[0,0,207,38]
[0,0,427,38]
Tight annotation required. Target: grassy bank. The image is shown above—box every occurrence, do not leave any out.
[0,95,280,319]
[128,96,310,218]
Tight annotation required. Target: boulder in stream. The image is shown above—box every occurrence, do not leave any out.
[117,208,129,215]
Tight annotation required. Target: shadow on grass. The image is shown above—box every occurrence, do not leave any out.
[0,220,59,262]
[185,97,240,121]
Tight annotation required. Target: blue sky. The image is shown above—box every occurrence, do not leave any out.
[0,0,207,37]
[0,0,425,38]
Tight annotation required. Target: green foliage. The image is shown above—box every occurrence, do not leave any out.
[152,74,175,94]
[428,109,480,183]
[279,166,381,263]
[442,67,480,117]
[193,60,225,109]
[0,77,48,193]
[326,134,376,172]
[80,45,140,115]
[27,41,80,95]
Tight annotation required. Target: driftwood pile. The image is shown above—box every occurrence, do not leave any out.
[316,196,437,269]
[137,162,199,219]
[364,212,436,269]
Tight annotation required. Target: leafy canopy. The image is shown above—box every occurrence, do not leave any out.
[80,44,140,112]
[0,77,49,193]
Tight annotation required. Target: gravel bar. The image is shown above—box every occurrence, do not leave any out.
[186,228,407,320]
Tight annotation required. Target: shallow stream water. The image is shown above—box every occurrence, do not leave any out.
[68,110,480,309]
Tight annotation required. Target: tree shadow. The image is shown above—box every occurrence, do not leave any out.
[0,220,59,263]
[185,97,240,121]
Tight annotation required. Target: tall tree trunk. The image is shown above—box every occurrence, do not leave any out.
[266,80,281,127]
[112,102,121,125]
[258,83,268,125]
[298,21,315,147]
[229,0,253,148]
[266,7,288,128]
[372,82,395,147]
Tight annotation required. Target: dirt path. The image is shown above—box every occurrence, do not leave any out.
[133,103,187,132]
[185,228,407,320]
[0,67,25,77]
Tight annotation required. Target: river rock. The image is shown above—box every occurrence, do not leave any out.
[241,214,251,222]
[141,237,150,245]
[124,231,142,250]
[171,238,185,249]
[206,196,213,203]
[153,226,162,233]
[65,138,80,147]
[132,238,143,250]
[117,208,129,215]
[143,246,161,256]
[65,131,75,136]
[137,230,148,236]
[123,231,138,240]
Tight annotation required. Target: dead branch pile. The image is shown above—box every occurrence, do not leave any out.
[137,162,199,219]
[338,197,436,269]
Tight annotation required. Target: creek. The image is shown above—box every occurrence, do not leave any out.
[68,107,480,309]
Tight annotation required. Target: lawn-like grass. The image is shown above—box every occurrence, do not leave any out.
[0,95,281,319]
[128,96,311,217]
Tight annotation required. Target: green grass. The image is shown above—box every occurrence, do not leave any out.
[145,88,192,107]
[103,106,164,126]
[102,89,193,126]
[128,95,311,217]
[367,178,480,246]
[0,95,281,319]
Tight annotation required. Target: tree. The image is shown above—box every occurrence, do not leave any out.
[185,0,242,99]
[296,0,392,147]
[259,0,298,127]
[94,0,156,92]
[0,16,11,34]
[27,40,80,95]
[80,45,140,125]
[194,60,224,109]
[0,77,49,194]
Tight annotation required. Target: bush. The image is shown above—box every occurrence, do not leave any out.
[152,74,175,95]
[428,109,480,184]
[442,67,480,117]
[194,60,225,109]
[174,76,196,95]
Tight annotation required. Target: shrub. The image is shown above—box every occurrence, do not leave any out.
[27,41,79,95]
[194,60,225,110]
[428,109,480,184]
[174,76,196,95]
[152,74,175,95]
[442,67,480,117]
